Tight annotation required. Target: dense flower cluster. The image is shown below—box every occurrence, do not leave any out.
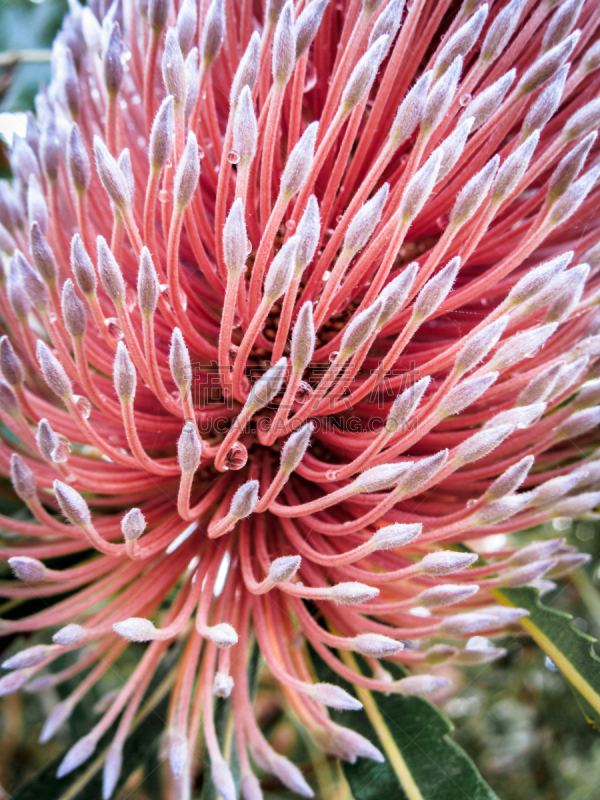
[0,0,600,795]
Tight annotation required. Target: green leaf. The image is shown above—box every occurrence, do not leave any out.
[311,646,498,800]
[495,585,600,730]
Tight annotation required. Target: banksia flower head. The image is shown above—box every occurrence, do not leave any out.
[1,0,600,796]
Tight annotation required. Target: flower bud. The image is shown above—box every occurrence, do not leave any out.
[396,675,449,694]
[201,0,225,67]
[52,623,86,646]
[344,184,389,254]
[420,551,478,576]
[40,124,59,183]
[544,263,589,323]
[97,236,125,305]
[149,95,175,171]
[454,639,507,665]
[377,263,418,326]
[389,71,432,149]
[417,583,480,609]
[281,423,313,473]
[169,328,192,394]
[184,48,200,122]
[10,138,39,186]
[480,0,525,64]
[94,135,130,210]
[211,756,236,800]
[37,340,72,400]
[432,4,488,80]
[471,493,533,524]
[353,633,403,658]
[401,450,448,494]
[113,617,157,641]
[67,123,90,193]
[232,86,258,169]
[488,323,557,371]
[174,131,200,209]
[247,358,287,410]
[368,0,403,54]
[486,455,535,501]
[353,462,411,493]
[177,0,197,54]
[265,236,299,301]
[148,0,169,33]
[421,55,462,133]
[0,336,24,387]
[295,195,320,273]
[27,176,47,233]
[507,538,565,567]
[498,559,557,587]
[3,644,56,670]
[230,480,260,519]
[399,149,442,223]
[455,425,515,466]
[223,198,247,275]
[556,407,600,440]
[61,279,86,339]
[328,582,379,604]
[30,221,58,286]
[291,301,315,374]
[177,422,202,474]
[121,508,146,541]
[371,522,422,550]
[385,376,430,432]
[10,453,36,501]
[440,612,499,635]
[463,69,515,132]
[8,556,46,583]
[341,35,388,113]
[230,32,261,109]
[309,682,362,710]
[546,553,592,578]
[208,622,239,648]
[54,479,91,528]
[295,0,329,59]
[213,672,234,697]
[16,250,47,312]
[71,234,97,296]
[437,372,498,419]
[272,1,296,86]
[280,121,318,200]
[103,22,124,96]
[0,379,19,417]
[162,28,185,107]
[491,130,540,204]
[413,256,460,321]
[138,247,159,317]
[454,316,508,375]
[549,356,589,400]
[339,299,383,358]
[450,155,499,228]
[114,342,136,402]
[542,0,583,54]
[169,734,188,778]
[516,31,580,96]
[547,132,597,205]
[521,64,568,139]
[269,555,301,583]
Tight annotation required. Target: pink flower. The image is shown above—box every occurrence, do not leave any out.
[0,0,599,795]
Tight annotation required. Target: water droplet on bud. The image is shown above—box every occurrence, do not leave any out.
[466,498,477,508]
[104,317,124,341]
[295,381,313,404]
[158,189,169,203]
[459,93,472,106]
[227,151,240,164]
[246,238,253,256]
[73,395,92,419]
[225,442,248,470]
[286,219,296,233]
[328,350,339,363]
[52,434,72,463]
[436,214,450,231]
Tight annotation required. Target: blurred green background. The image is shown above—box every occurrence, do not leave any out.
[1,1,600,796]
